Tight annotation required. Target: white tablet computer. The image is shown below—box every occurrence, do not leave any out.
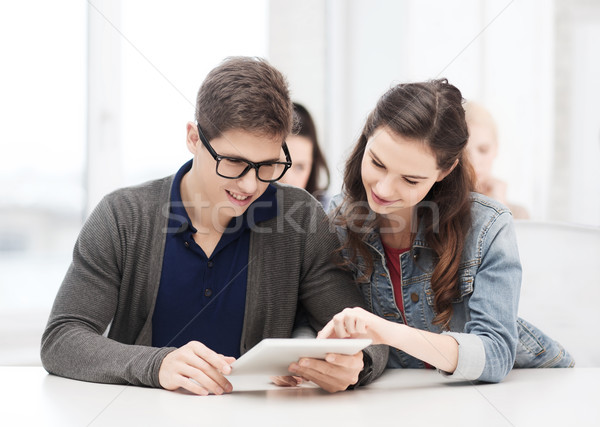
[227,338,372,376]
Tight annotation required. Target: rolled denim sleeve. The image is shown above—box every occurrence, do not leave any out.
[438,332,486,380]
[441,208,521,383]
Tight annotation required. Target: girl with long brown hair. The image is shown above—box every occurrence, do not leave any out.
[319,79,573,382]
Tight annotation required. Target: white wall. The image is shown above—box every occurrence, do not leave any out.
[87,0,269,214]
[0,0,87,365]
[478,0,555,220]
[268,0,327,147]
[563,6,600,226]
[567,23,600,225]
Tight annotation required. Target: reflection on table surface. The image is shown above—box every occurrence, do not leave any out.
[2,367,599,426]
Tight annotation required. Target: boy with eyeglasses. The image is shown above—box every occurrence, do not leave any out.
[41,57,386,395]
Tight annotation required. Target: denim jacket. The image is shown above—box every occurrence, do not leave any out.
[330,192,574,383]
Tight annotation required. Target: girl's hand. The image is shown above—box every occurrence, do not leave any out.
[317,307,390,345]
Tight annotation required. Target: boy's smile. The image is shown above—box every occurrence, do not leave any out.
[182,125,284,231]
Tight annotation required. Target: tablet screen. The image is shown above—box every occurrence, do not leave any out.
[227,338,372,376]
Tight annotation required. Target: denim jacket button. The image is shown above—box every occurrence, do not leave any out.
[410,292,419,303]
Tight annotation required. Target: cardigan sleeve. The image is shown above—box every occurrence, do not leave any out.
[40,194,175,387]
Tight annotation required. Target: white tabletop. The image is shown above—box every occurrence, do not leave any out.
[2,367,599,426]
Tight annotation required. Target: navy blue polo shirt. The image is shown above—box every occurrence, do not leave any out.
[152,160,278,357]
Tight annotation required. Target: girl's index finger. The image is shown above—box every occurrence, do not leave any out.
[317,321,336,339]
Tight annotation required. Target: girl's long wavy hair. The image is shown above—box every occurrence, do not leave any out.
[335,79,474,329]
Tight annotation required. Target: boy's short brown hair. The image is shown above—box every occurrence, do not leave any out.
[195,56,293,142]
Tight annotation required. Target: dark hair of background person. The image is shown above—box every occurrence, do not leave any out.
[195,56,294,142]
[292,102,330,196]
[334,79,475,329]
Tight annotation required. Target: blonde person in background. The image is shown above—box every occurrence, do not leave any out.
[464,101,529,219]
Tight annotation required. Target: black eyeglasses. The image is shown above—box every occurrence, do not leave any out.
[197,124,292,183]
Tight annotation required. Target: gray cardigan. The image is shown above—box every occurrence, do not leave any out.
[41,176,387,388]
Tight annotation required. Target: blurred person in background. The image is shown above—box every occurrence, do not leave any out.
[279,102,330,207]
[464,101,529,219]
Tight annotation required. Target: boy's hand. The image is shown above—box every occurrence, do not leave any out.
[287,351,364,393]
[158,341,235,395]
